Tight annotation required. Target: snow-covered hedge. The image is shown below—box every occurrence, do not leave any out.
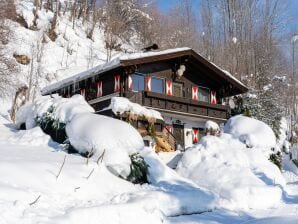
[15,95,148,180]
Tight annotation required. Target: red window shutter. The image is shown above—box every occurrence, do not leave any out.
[211,90,217,104]
[166,80,173,96]
[128,75,133,90]
[114,75,120,92]
[80,88,85,98]
[146,76,151,92]
[165,125,173,133]
[192,128,199,144]
[192,86,198,101]
[97,81,102,97]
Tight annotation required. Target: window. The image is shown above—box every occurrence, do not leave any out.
[151,77,164,94]
[198,87,210,103]
[132,74,144,92]
[173,82,183,97]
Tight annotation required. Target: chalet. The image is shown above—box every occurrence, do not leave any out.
[41,47,248,150]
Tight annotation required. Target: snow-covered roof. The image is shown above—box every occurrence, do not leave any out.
[41,47,190,94]
[41,47,247,95]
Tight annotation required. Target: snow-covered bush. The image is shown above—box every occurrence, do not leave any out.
[15,95,149,180]
[176,134,285,210]
[224,115,276,149]
[127,153,149,184]
[35,106,67,144]
[66,113,145,178]
[205,120,220,136]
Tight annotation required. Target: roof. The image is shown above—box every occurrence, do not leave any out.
[41,47,248,95]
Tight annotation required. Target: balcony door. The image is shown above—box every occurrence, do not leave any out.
[173,124,184,149]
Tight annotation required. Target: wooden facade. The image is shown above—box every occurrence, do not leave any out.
[42,48,248,149]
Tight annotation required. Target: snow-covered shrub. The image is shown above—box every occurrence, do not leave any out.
[205,120,220,136]
[15,95,150,181]
[35,106,67,144]
[269,152,282,170]
[224,115,276,149]
[176,134,285,210]
[66,113,145,178]
[127,153,149,184]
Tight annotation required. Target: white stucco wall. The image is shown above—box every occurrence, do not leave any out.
[162,112,219,149]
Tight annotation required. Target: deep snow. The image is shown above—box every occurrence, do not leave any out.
[1,113,298,223]
[0,114,217,224]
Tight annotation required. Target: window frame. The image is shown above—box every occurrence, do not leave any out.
[172,82,183,97]
[131,73,145,92]
[198,86,210,103]
[151,76,165,94]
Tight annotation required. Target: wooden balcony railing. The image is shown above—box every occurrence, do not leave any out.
[125,91,229,120]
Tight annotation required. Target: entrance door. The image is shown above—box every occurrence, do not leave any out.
[173,124,184,149]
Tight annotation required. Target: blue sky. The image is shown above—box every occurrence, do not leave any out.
[157,0,298,32]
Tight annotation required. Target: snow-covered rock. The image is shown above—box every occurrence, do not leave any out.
[224,115,276,148]
[176,134,285,210]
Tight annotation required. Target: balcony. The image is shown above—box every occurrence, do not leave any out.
[125,91,229,120]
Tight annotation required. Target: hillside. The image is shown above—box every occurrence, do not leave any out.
[1,0,148,115]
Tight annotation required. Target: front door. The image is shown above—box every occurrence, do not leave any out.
[173,124,184,149]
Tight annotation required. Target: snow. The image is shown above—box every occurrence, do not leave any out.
[41,47,191,94]
[224,115,276,149]
[1,110,298,223]
[291,144,298,160]
[8,126,53,146]
[0,116,218,223]
[15,94,94,128]
[232,37,237,44]
[176,134,284,210]
[66,113,144,178]
[41,46,247,96]
[108,97,163,120]
[205,120,219,131]
[276,117,290,152]
[158,150,183,169]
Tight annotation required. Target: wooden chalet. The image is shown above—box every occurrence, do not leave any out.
[41,47,248,150]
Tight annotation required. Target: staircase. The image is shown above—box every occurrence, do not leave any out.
[155,128,177,152]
